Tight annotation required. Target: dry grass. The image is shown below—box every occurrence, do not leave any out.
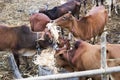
[0,0,120,79]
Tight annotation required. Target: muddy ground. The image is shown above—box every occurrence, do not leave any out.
[0,0,120,80]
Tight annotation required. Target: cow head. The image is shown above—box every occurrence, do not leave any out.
[36,29,54,49]
[37,35,53,49]
[46,22,74,50]
[54,48,74,72]
[54,41,81,71]
[53,12,74,31]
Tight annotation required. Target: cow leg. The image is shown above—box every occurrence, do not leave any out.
[74,6,81,19]
[79,77,86,80]
[96,0,99,6]
[111,0,114,11]
[101,0,104,5]
[13,52,20,69]
[79,77,91,80]
[22,56,32,70]
[22,56,29,68]
[114,4,118,15]
[108,5,112,17]
[91,36,96,44]
[92,76,101,80]
[109,1,115,17]
[83,0,87,14]
[92,0,95,5]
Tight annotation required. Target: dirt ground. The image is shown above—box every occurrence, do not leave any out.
[0,0,120,80]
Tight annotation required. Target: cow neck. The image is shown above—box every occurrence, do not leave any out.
[36,32,41,53]
[71,19,74,33]
[71,16,81,38]
[70,16,75,33]
[65,49,76,71]
[72,41,92,71]
[77,17,89,40]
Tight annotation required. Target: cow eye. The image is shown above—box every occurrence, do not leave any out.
[62,16,66,20]
[57,27,61,30]
[59,53,63,58]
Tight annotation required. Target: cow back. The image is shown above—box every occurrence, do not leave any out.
[39,0,81,20]
[30,13,50,32]
[14,25,37,49]
[74,5,108,40]
[0,25,18,50]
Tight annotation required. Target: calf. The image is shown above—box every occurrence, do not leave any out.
[0,25,53,68]
[55,40,120,80]
[54,5,108,43]
[29,13,51,32]
[39,0,81,19]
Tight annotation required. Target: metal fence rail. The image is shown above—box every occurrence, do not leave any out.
[16,66,120,80]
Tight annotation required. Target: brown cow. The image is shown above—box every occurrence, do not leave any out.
[0,25,53,68]
[54,40,120,80]
[29,13,51,32]
[53,5,108,43]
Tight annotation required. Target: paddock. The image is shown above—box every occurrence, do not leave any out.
[0,0,120,80]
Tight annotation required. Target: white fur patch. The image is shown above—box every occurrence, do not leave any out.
[46,23,61,43]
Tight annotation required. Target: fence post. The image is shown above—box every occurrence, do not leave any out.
[100,32,109,80]
[8,53,23,79]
